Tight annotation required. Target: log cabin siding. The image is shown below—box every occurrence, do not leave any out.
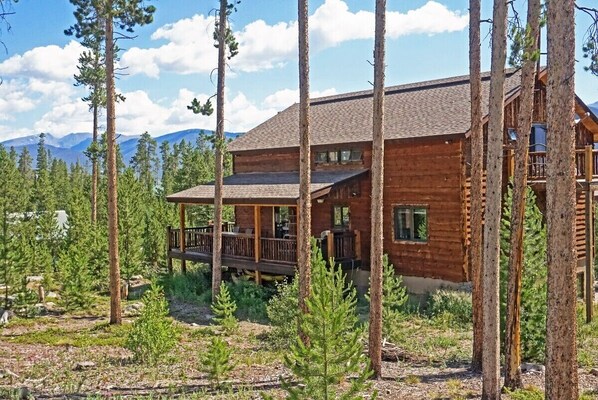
[382,139,467,282]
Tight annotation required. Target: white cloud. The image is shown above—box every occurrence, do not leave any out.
[0,41,83,81]
[121,0,468,77]
[33,99,92,135]
[0,80,37,120]
[263,87,338,109]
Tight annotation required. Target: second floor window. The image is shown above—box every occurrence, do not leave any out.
[393,206,428,242]
[315,149,362,164]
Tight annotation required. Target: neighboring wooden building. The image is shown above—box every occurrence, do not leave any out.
[166,68,598,287]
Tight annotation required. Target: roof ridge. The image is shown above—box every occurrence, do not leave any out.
[311,67,522,106]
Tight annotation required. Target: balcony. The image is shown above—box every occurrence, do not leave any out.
[167,226,361,276]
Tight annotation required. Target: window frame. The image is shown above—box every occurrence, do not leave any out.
[392,204,429,244]
[332,205,351,230]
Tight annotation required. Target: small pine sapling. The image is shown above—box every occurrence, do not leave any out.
[125,282,178,365]
[200,336,234,389]
[266,277,299,348]
[60,246,94,310]
[366,255,408,341]
[282,244,376,400]
[211,282,238,333]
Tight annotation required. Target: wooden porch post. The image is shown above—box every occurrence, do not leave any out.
[585,145,594,322]
[179,203,187,274]
[327,231,335,265]
[507,148,515,177]
[354,229,362,260]
[254,205,262,284]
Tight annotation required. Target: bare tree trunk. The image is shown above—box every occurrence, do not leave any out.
[368,0,386,380]
[482,0,508,398]
[545,1,579,398]
[105,10,121,325]
[469,0,484,373]
[297,0,311,340]
[503,0,541,391]
[91,102,98,225]
[211,0,228,299]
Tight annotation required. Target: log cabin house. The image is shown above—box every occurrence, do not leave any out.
[166,68,598,291]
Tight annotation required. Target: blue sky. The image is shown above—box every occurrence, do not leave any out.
[0,0,596,141]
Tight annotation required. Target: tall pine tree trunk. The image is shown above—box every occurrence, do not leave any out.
[105,10,122,325]
[297,0,311,335]
[482,0,508,398]
[91,102,98,225]
[211,0,227,298]
[545,1,579,398]
[503,0,541,390]
[368,0,386,380]
[469,0,484,373]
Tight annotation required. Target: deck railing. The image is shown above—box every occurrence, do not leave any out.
[507,146,598,181]
[168,227,359,266]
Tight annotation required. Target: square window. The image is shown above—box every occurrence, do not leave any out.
[340,150,352,162]
[333,205,350,228]
[328,151,339,163]
[316,152,328,163]
[393,206,428,242]
[350,150,362,162]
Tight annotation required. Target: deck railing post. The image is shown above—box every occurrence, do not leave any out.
[254,205,262,284]
[507,148,515,177]
[179,203,187,274]
[166,226,173,273]
[585,145,593,182]
[327,231,335,265]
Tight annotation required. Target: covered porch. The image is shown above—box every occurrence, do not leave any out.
[165,170,367,279]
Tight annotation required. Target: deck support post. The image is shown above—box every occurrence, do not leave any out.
[585,145,594,322]
[354,230,362,260]
[179,203,187,274]
[254,205,262,284]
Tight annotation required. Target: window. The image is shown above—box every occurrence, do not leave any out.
[530,124,547,152]
[314,148,363,164]
[393,206,428,242]
[315,152,328,163]
[328,150,339,163]
[333,205,350,229]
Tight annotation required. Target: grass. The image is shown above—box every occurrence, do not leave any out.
[577,304,598,368]
[6,321,131,347]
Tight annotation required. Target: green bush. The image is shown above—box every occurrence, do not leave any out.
[366,255,409,340]
[282,244,374,399]
[200,336,234,389]
[211,282,238,334]
[266,277,299,348]
[500,185,547,362]
[125,282,179,365]
[427,289,473,327]
[161,267,211,304]
[227,279,272,322]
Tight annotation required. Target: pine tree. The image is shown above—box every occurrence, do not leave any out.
[200,337,234,389]
[131,132,158,193]
[211,282,238,333]
[60,245,94,310]
[282,244,374,399]
[118,168,144,283]
[500,185,547,363]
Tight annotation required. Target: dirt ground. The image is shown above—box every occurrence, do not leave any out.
[1,298,597,399]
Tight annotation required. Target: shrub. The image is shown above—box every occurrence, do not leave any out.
[60,246,94,310]
[211,282,238,334]
[227,278,272,322]
[282,244,374,399]
[125,282,179,365]
[427,289,473,327]
[366,255,409,340]
[266,277,299,348]
[500,185,547,362]
[161,267,211,304]
[200,336,234,389]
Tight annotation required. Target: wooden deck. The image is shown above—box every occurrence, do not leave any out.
[167,226,361,275]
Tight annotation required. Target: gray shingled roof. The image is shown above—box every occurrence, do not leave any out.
[166,169,368,205]
[228,69,524,152]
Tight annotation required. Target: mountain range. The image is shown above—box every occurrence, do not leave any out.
[0,129,241,166]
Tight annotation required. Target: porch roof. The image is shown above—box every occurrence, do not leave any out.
[166,169,368,205]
